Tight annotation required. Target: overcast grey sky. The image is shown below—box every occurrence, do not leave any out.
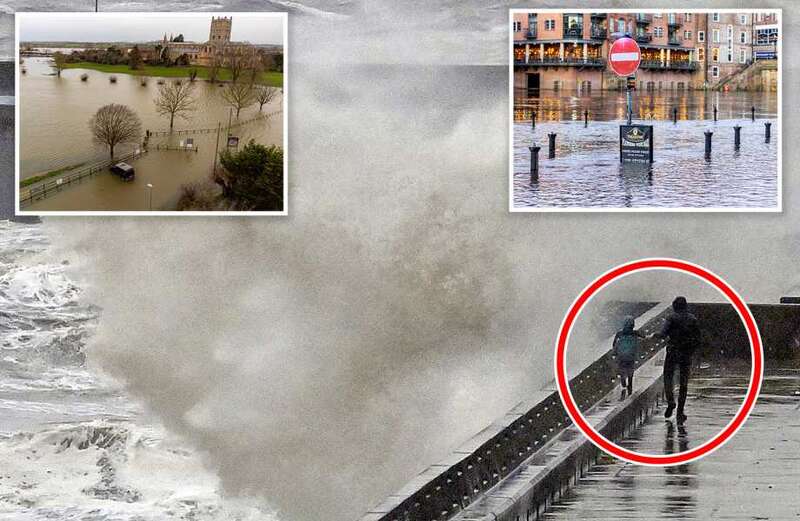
[19,13,283,45]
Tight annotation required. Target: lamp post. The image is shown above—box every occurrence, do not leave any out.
[146,183,153,211]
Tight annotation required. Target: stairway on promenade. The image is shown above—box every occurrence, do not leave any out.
[716,59,778,92]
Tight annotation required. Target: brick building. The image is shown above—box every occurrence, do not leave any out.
[513,11,778,93]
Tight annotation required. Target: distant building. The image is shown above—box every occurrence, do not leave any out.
[155,16,260,67]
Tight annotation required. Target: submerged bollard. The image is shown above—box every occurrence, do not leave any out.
[547,133,557,159]
[584,109,588,128]
[734,125,741,150]
[704,130,713,160]
[672,107,678,124]
[529,146,541,182]
[751,106,756,121]
[531,111,536,130]
[713,105,718,122]
[765,122,772,142]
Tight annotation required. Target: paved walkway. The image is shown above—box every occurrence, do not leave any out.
[543,368,800,520]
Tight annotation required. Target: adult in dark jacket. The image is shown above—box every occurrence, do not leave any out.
[651,296,701,424]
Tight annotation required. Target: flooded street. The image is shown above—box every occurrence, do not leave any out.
[20,57,283,211]
[512,91,779,209]
[543,369,800,520]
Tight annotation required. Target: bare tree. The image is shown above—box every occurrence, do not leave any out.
[255,85,278,112]
[221,80,256,118]
[208,52,221,83]
[89,103,142,158]
[154,81,196,130]
[50,51,67,77]
[226,48,247,83]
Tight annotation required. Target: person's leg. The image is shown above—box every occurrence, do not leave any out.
[625,363,634,393]
[663,351,677,418]
[677,357,692,423]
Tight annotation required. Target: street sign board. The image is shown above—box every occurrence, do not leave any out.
[619,124,653,164]
[609,37,641,77]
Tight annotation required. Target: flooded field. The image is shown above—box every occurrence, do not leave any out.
[512,91,779,209]
[20,57,283,211]
[544,369,800,520]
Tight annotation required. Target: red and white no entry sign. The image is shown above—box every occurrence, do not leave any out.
[609,37,641,77]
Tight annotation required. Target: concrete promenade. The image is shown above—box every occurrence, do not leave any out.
[543,368,800,520]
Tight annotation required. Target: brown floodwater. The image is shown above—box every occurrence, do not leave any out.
[21,57,283,211]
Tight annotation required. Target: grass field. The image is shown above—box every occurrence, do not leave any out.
[20,162,87,187]
[63,62,283,87]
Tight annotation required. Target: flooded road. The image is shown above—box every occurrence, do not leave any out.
[512,91,779,209]
[20,57,283,211]
[544,369,800,520]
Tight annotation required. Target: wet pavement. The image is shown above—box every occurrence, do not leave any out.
[543,368,800,520]
[512,91,779,209]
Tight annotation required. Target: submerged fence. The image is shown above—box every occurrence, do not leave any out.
[19,149,147,208]
[146,108,282,137]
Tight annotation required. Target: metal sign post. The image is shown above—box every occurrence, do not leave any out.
[610,36,648,164]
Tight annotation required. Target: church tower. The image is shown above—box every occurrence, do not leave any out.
[209,16,232,44]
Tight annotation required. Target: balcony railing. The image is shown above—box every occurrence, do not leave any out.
[636,33,653,43]
[667,16,681,27]
[668,37,682,46]
[590,13,607,19]
[526,29,537,39]
[563,26,584,39]
[636,14,652,25]
[515,56,606,67]
[591,27,607,40]
[639,60,698,71]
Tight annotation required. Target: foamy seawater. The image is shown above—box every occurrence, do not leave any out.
[0,221,276,521]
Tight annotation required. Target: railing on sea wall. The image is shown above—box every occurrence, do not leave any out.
[361,305,671,521]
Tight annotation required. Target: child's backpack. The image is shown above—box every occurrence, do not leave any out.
[615,333,638,363]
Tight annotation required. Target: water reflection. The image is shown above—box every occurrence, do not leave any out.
[661,422,697,518]
[513,89,778,123]
[513,117,778,208]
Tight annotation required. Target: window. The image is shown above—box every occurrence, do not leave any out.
[727,25,733,41]
[712,48,719,62]
[698,31,705,42]
[756,27,779,45]
[712,29,720,42]
[545,19,555,30]
[513,21,521,31]
[684,30,692,40]
[654,26,663,38]
[712,13,720,22]
[739,14,747,25]
[740,31,747,44]
[685,13,692,22]
[740,48,747,63]
[618,19,625,33]
[712,65,719,77]
[727,48,733,62]
[698,48,705,61]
